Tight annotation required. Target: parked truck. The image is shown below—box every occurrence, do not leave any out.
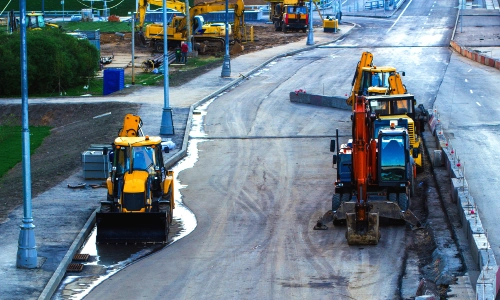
[266,0,309,32]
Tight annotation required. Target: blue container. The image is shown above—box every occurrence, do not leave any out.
[103,69,125,95]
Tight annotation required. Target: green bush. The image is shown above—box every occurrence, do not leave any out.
[0,29,99,96]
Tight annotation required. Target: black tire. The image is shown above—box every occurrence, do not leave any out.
[100,202,111,213]
[388,193,397,203]
[398,194,409,211]
[332,193,341,211]
[410,175,415,197]
[341,193,351,202]
[282,23,288,33]
[155,42,164,53]
[164,209,170,237]
[302,28,307,33]
[159,202,172,225]
[274,22,281,31]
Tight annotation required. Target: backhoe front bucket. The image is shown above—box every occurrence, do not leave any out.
[96,212,168,244]
[345,212,380,245]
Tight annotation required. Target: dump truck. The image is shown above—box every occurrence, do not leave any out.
[96,114,174,244]
[314,95,421,245]
[266,0,309,32]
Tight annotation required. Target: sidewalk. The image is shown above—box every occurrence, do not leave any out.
[0,24,354,300]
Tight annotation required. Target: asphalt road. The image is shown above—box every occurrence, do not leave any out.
[84,0,467,298]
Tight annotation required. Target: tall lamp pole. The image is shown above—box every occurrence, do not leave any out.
[185,0,192,52]
[306,0,314,45]
[17,0,38,269]
[221,0,231,77]
[160,0,174,135]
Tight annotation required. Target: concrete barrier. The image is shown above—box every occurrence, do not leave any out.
[450,40,500,71]
[289,92,351,110]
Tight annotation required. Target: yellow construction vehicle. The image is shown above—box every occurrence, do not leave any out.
[96,114,174,244]
[347,51,427,171]
[26,12,59,29]
[138,0,246,54]
[266,0,309,33]
[8,11,59,32]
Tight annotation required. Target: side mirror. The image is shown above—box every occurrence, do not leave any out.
[332,154,337,165]
[330,140,336,152]
[164,147,170,154]
[401,71,405,76]
[412,148,419,158]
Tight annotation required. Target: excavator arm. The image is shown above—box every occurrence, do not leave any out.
[345,96,380,245]
[137,0,186,30]
[347,51,373,107]
[190,0,245,41]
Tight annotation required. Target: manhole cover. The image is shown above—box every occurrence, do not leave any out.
[73,254,90,261]
[67,263,84,272]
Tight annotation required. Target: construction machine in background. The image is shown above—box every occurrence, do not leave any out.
[8,11,59,32]
[266,0,309,32]
[96,114,175,244]
[137,0,246,54]
[314,95,421,245]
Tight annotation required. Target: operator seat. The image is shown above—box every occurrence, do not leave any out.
[134,152,147,170]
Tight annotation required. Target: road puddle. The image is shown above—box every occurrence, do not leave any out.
[53,99,216,299]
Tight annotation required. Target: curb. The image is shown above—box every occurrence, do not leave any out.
[428,110,500,299]
[40,25,355,300]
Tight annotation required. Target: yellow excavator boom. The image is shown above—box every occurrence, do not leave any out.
[347,51,373,106]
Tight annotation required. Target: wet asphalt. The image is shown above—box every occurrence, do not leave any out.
[1,4,499,299]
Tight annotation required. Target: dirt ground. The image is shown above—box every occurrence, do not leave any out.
[0,23,307,224]
[99,24,308,85]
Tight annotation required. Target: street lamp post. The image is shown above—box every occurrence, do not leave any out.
[185,0,192,52]
[131,12,135,85]
[306,0,314,45]
[160,0,174,135]
[17,0,38,269]
[221,0,231,77]
[61,0,65,22]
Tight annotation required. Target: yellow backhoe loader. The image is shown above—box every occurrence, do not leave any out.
[347,51,427,171]
[96,114,175,244]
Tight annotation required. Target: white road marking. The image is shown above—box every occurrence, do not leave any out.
[476,102,481,106]
[470,90,473,94]
[387,0,413,33]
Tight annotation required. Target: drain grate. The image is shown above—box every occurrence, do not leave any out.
[67,263,84,272]
[73,253,90,261]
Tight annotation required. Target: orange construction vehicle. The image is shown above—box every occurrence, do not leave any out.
[314,95,421,245]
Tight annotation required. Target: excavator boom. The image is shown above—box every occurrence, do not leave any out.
[347,52,373,106]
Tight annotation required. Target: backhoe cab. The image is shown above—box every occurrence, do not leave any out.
[26,12,59,30]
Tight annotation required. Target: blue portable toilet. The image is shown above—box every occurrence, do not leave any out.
[103,68,124,95]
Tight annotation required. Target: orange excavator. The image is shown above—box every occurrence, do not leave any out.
[314,95,421,245]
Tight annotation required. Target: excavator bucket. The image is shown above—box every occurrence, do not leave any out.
[230,41,244,55]
[96,212,168,244]
[345,212,380,245]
